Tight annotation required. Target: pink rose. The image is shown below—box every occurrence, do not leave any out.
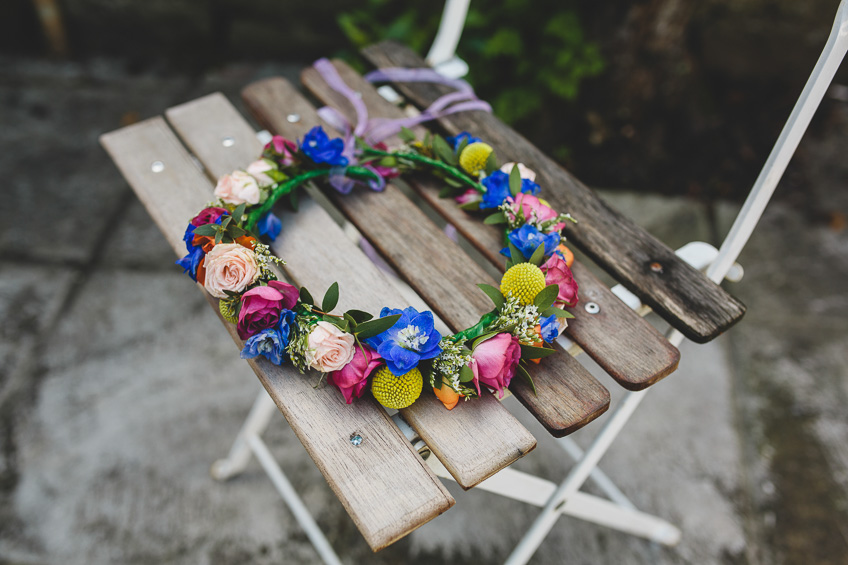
[455,188,481,205]
[246,159,276,187]
[190,206,229,227]
[307,321,355,373]
[541,253,579,307]
[203,243,259,298]
[267,280,299,311]
[214,170,260,206]
[328,345,382,404]
[500,162,536,182]
[471,333,521,398]
[508,193,564,232]
[266,135,298,166]
[237,285,285,340]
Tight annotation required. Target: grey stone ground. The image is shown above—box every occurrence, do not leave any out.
[1,56,847,565]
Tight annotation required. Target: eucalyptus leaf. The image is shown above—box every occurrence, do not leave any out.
[459,364,475,383]
[507,241,524,263]
[444,177,463,188]
[477,283,505,310]
[519,344,556,360]
[355,314,401,340]
[398,126,416,143]
[343,312,357,329]
[485,150,499,175]
[229,225,247,238]
[321,282,339,313]
[541,305,574,319]
[458,201,480,211]
[192,224,219,237]
[214,230,224,245]
[455,136,469,156]
[299,286,314,306]
[483,211,507,225]
[433,135,457,165]
[345,309,373,323]
[220,215,232,228]
[533,284,559,310]
[231,203,247,224]
[509,164,521,196]
[516,363,537,395]
[528,243,546,266]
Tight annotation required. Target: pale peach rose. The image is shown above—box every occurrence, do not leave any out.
[246,159,276,187]
[500,162,537,182]
[307,321,355,373]
[202,243,259,298]
[214,170,260,205]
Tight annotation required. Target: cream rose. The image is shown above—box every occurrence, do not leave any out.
[246,159,276,187]
[214,170,260,205]
[500,162,537,182]
[202,243,259,298]
[307,321,355,373]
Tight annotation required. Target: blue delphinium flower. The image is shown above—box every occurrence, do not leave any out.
[501,224,560,260]
[480,170,541,209]
[176,246,205,281]
[301,126,349,167]
[277,309,296,346]
[446,131,481,150]
[539,314,559,343]
[241,328,286,365]
[182,222,197,252]
[364,306,442,376]
[257,212,282,241]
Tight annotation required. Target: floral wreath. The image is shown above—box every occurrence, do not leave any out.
[178,95,579,412]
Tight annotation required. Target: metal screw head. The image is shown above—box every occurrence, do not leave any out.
[150,161,165,173]
[349,433,363,447]
[650,262,664,274]
[286,113,301,123]
[222,136,235,147]
[584,302,600,314]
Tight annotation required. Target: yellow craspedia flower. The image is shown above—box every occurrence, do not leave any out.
[459,142,493,176]
[501,262,546,306]
[219,298,239,324]
[371,366,423,409]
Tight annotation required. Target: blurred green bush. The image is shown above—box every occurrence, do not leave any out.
[337,0,604,125]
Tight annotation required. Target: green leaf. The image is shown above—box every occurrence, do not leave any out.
[485,150,499,175]
[516,363,537,395]
[222,289,240,298]
[444,177,463,188]
[192,224,218,237]
[231,203,247,225]
[214,230,224,245]
[541,305,574,319]
[509,164,521,196]
[343,312,358,329]
[299,286,314,306]
[483,211,507,225]
[520,344,556,360]
[477,283,505,310]
[455,136,469,156]
[398,126,416,143]
[508,241,525,263]
[528,243,546,266]
[355,314,401,340]
[439,186,455,198]
[345,309,373,323]
[471,331,499,350]
[321,282,339,313]
[220,215,232,228]
[459,364,475,383]
[433,135,457,165]
[458,201,480,211]
[533,284,559,310]
[229,225,247,238]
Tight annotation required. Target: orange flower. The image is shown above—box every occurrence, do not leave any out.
[433,383,461,410]
[192,234,216,253]
[235,235,257,250]
[529,325,544,364]
[556,244,574,268]
[196,256,207,286]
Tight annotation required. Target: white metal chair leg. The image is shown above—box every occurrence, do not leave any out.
[210,390,278,481]
[556,437,635,511]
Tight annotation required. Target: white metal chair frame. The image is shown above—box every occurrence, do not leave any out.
[208,2,848,563]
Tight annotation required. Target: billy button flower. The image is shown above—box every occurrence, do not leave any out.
[458,142,493,178]
[371,366,424,410]
[501,262,547,306]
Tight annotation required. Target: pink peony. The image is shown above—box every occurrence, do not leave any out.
[500,162,536,182]
[267,280,299,311]
[190,206,229,227]
[541,253,579,307]
[214,170,260,206]
[327,345,382,404]
[471,333,521,398]
[237,285,285,340]
[508,193,564,232]
[203,243,259,298]
[266,135,298,166]
[246,159,276,187]
[307,321,355,373]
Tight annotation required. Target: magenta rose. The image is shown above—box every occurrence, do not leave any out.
[509,193,563,232]
[237,285,286,340]
[190,207,229,227]
[541,253,579,307]
[327,345,382,404]
[266,135,299,166]
[455,188,481,206]
[267,280,298,311]
[471,333,521,398]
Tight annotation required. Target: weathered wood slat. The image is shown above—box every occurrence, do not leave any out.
[100,117,454,551]
[361,41,746,344]
[165,93,537,488]
[241,77,610,437]
[304,60,680,391]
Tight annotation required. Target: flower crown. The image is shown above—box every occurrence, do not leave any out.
[178,125,578,411]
